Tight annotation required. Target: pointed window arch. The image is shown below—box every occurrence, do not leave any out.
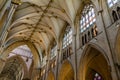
[80,4,96,33]
[112,10,119,22]
[62,25,72,49]
[80,3,98,46]
[117,7,120,18]
[61,25,73,61]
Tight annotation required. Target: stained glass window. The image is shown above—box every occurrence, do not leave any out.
[62,25,72,49]
[94,73,103,80]
[80,4,96,32]
[107,0,118,7]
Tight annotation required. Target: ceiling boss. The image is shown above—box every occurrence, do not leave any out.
[11,0,22,5]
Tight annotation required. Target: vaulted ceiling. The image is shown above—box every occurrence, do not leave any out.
[7,0,81,56]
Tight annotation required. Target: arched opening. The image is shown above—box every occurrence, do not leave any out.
[117,7,120,18]
[82,36,85,45]
[0,56,27,80]
[112,10,118,22]
[88,31,91,41]
[85,34,87,43]
[1,41,41,68]
[7,45,33,79]
[61,25,73,62]
[79,45,112,80]
[46,71,55,80]
[0,41,41,79]
[58,60,74,80]
[79,3,98,46]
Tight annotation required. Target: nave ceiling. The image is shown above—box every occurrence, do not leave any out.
[7,0,81,57]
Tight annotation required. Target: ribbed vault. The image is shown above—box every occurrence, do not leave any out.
[2,0,82,71]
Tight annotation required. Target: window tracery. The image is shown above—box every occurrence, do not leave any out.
[80,4,96,32]
[61,25,73,61]
[62,25,72,49]
[107,0,118,7]
[80,3,98,46]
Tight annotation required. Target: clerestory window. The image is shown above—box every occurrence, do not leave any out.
[62,25,72,49]
[80,4,96,33]
[107,0,118,7]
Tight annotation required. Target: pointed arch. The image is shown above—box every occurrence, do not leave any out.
[112,10,118,22]
[46,71,55,80]
[117,7,120,18]
[1,41,41,68]
[58,60,74,80]
[0,55,28,79]
[78,44,111,80]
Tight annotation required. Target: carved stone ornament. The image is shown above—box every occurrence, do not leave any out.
[12,0,21,5]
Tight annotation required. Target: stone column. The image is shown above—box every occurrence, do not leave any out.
[44,50,51,80]
[98,6,119,80]
[73,33,78,80]
[55,48,60,80]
